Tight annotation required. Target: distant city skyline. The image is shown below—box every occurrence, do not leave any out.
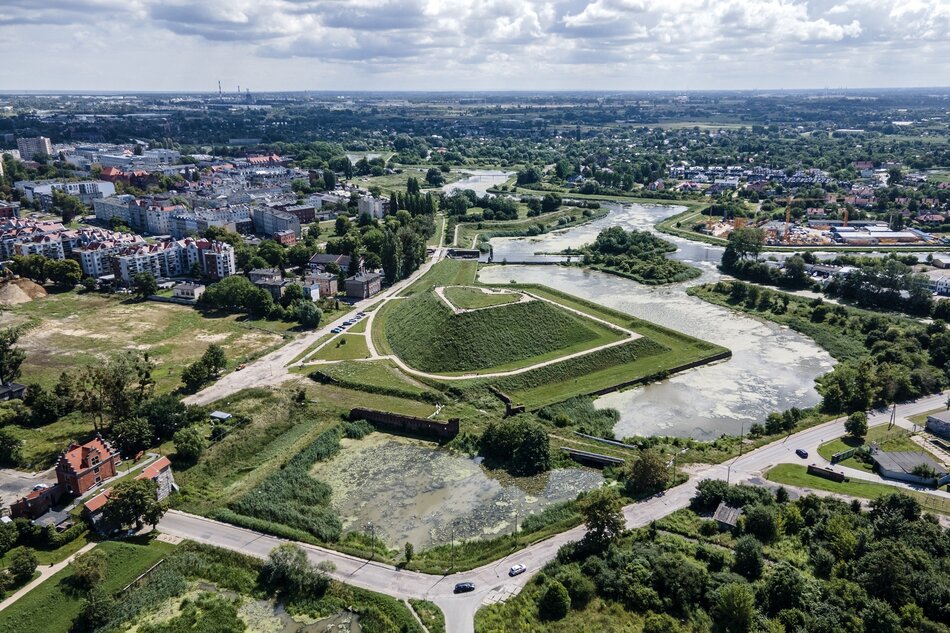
[1,0,947,92]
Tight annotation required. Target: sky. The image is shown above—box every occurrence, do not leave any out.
[1,0,948,92]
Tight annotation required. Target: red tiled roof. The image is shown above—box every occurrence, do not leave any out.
[58,436,116,473]
[83,488,111,513]
[136,456,171,482]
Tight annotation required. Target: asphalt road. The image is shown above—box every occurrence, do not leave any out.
[155,390,950,633]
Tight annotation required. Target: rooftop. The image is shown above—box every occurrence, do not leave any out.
[870,450,947,476]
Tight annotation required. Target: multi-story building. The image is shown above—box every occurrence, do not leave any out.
[253,206,301,238]
[0,201,20,219]
[14,179,116,209]
[112,238,235,284]
[345,272,382,299]
[93,195,136,226]
[99,149,181,171]
[55,435,120,495]
[305,271,338,298]
[357,195,389,219]
[16,136,52,161]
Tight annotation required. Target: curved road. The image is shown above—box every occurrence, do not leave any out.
[158,390,950,633]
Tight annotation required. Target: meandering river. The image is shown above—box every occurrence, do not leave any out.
[478,203,836,440]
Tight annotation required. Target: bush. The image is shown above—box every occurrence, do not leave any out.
[480,416,551,475]
[537,580,571,620]
[7,547,37,584]
[732,536,764,580]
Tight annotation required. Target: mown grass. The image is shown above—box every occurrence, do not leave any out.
[0,539,175,633]
[443,286,521,309]
[400,259,478,296]
[310,334,370,361]
[385,289,620,374]
[310,360,441,402]
[765,464,950,515]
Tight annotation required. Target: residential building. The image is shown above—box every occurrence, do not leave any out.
[926,410,950,439]
[16,136,52,161]
[14,179,116,209]
[55,435,120,496]
[345,272,382,299]
[83,456,176,531]
[357,195,389,219]
[93,195,136,226]
[249,268,282,283]
[713,502,743,531]
[253,206,301,238]
[308,253,352,273]
[0,200,20,219]
[173,282,206,302]
[274,229,297,246]
[305,271,338,298]
[112,238,235,285]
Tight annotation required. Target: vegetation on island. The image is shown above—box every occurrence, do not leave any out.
[581,226,701,285]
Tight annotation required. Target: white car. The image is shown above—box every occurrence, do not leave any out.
[508,564,527,577]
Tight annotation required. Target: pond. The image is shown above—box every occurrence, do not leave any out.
[311,433,602,549]
[478,203,836,440]
[442,169,514,198]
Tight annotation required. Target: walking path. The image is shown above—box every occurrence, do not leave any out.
[0,542,97,613]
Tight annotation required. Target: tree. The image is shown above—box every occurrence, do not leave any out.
[173,425,206,462]
[712,583,756,633]
[78,352,155,429]
[72,549,107,590]
[138,394,189,440]
[73,586,116,633]
[625,449,671,495]
[404,542,414,564]
[479,417,550,475]
[0,327,26,385]
[845,411,868,440]
[743,504,779,543]
[46,259,82,288]
[132,272,158,299]
[323,170,336,191]
[260,543,329,597]
[8,547,37,584]
[103,478,165,530]
[538,580,571,620]
[0,427,23,466]
[732,535,764,579]
[202,344,227,376]
[110,417,154,456]
[181,360,212,393]
[579,486,625,546]
[760,562,808,615]
[296,301,322,328]
[425,167,445,186]
[727,227,766,261]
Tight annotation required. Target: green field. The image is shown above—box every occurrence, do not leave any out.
[452,207,606,249]
[400,258,477,295]
[309,334,370,361]
[310,359,438,401]
[443,286,521,309]
[816,424,931,472]
[765,464,950,515]
[384,289,623,374]
[0,539,175,633]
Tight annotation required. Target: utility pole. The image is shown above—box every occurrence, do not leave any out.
[366,522,375,561]
[450,521,457,573]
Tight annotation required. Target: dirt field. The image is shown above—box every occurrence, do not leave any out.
[0,291,293,393]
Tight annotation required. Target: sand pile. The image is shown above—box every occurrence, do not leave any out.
[0,278,48,306]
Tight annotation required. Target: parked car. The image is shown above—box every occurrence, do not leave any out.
[235,363,246,371]
[331,327,342,333]
[508,564,526,577]
[795,448,809,459]
[453,582,475,593]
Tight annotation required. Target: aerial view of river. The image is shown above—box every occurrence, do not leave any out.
[478,203,836,440]
[442,169,514,198]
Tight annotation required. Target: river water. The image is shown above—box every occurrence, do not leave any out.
[478,203,836,440]
[442,169,514,198]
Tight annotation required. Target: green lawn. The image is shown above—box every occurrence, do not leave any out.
[0,533,90,568]
[765,464,950,515]
[400,259,478,295]
[816,424,927,472]
[347,318,368,333]
[310,359,436,399]
[452,207,605,249]
[0,539,175,633]
[443,286,520,309]
[384,289,624,374]
[309,334,370,361]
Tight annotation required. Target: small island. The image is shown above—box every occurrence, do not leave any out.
[581,226,702,285]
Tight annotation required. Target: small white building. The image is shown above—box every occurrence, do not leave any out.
[173,282,206,302]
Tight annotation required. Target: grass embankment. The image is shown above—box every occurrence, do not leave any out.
[401,258,478,295]
[443,286,520,309]
[0,539,175,633]
[310,359,443,403]
[385,289,624,374]
[0,291,289,393]
[459,284,729,408]
[309,334,371,361]
[765,464,950,515]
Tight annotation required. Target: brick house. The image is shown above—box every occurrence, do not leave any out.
[82,456,176,531]
[345,272,382,299]
[55,435,120,496]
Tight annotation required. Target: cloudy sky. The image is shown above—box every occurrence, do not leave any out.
[1,0,947,92]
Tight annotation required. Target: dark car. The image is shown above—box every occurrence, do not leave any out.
[453,582,475,593]
[795,448,809,459]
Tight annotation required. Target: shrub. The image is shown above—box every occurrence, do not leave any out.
[537,580,571,620]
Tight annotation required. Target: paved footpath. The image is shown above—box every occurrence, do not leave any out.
[0,542,97,613]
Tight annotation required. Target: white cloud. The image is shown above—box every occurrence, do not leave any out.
[0,0,945,90]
